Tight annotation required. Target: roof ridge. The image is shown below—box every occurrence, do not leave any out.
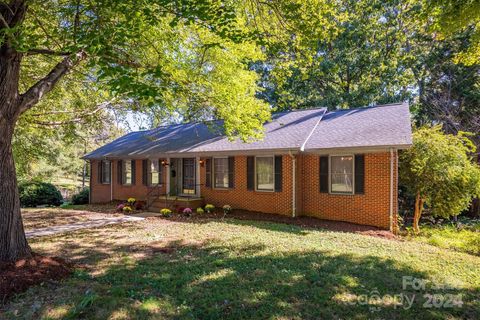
[300,108,327,151]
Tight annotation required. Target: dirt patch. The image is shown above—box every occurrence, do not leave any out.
[22,208,123,231]
[0,254,74,304]
[164,210,398,240]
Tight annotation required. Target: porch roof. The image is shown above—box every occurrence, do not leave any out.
[83,103,412,160]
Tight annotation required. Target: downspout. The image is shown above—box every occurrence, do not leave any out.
[289,151,296,217]
[389,148,394,232]
[110,159,113,202]
[88,160,92,204]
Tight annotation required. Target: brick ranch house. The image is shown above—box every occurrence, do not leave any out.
[83,103,412,231]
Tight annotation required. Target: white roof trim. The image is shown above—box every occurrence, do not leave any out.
[300,108,326,152]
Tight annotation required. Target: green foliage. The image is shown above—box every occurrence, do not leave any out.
[196,207,205,214]
[18,182,63,207]
[71,188,90,205]
[406,218,480,255]
[400,126,480,218]
[427,0,480,65]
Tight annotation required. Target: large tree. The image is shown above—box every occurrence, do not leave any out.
[0,0,274,262]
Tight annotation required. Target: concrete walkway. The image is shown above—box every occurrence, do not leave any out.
[25,216,145,238]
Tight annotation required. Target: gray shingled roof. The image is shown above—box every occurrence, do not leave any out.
[303,103,412,151]
[83,103,411,159]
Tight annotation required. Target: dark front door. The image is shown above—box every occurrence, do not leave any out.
[182,158,196,195]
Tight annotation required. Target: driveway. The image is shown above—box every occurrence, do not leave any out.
[25,215,144,238]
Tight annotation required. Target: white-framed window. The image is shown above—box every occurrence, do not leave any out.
[213,157,229,188]
[122,160,133,185]
[101,160,111,184]
[149,159,160,185]
[330,155,354,194]
[255,156,274,191]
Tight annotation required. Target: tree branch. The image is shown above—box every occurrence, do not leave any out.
[26,48,72,56]
[18,51,87,115]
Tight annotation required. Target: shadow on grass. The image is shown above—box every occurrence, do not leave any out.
[5,220,479,319]
[24,241,480,318]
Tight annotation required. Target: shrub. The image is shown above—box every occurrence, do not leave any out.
[127,197,136,205]
[122,206,133,213]
[177,206,186,214]
[196,207,205,214]
[205,204,215,213]
[116,203,125,212]
[160,208,172,217]
[71,188,89,205]
[135,201,144,210]
[19,181,63,207]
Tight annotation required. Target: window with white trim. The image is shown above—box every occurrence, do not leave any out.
[149,160,160,185]
[123,160,133,185]
[330,155,353,194]
[101,160,111,184]
[213,157,229,188]
[256,156,274,191]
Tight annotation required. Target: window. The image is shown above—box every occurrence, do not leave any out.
[256,156,274,191]
[122,160,133,185]
[214,157,229,188]
[330,155,353,194]
[149,160,160,185]
[101,160,111,184]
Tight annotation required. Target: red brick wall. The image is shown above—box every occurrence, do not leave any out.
[90,151,398,229]
[90,160,166,203]
[298,152,397,229]
[200,156,294,216]
[90,160,111,203]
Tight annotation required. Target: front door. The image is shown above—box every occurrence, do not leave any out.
[182,158,196,195]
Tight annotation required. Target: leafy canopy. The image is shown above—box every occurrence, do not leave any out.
[400,126,480,218]
[7,0,271,141]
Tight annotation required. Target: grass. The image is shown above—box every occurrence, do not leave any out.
[2,212,480,319]
[407,220,480,256]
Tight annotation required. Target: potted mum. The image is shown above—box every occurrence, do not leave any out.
[205,204,215,214]
[160,208,172,217]
[223,205,232,218]
[183,207,193,216]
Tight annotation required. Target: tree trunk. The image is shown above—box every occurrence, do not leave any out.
[413,192,424,234]
[0,13,32,261]
[0,120,31,262]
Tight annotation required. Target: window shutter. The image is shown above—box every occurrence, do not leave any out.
[274,155,282,192]
[319,156,329,193]
[354,154,365,194]
[205,158,212,188]
[228,156,235,188]
[247,156,254,190]
[142,160,148,186]
[117,160,123,185]
[131,160,136,185]
[97,161,102,183]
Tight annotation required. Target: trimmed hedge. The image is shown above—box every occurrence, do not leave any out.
[19,182,63,207]
[72,188,89,205]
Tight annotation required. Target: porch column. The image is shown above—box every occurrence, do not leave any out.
[196,156,201,197]
[166,157,170,196]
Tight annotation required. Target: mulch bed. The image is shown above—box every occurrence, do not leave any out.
[0,254,74,304]
[162,209,398,240]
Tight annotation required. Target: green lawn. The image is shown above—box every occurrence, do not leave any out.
[407,221,480,256]
[3,215,480,319]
